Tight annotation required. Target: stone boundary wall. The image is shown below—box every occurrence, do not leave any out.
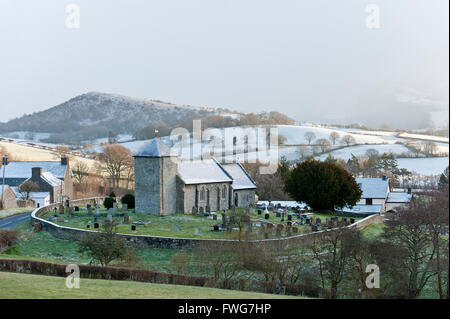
[31,199,385,250]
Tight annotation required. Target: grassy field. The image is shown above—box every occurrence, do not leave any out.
[40,205,362,239]
[0,271,303,299]
[361,223,386,240]
[0,207,34,219]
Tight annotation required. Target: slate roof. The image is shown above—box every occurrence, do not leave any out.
[387,192,412,203]
[10,187,50,199]
[23,171,62,187]
[177,159,233,185]
[134,138,171,157]
[221,163,256,190]
[355,178,389,199]
[342,204,383,214]
[2,161,67,179]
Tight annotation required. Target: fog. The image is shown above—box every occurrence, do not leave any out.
[0,0,448,129]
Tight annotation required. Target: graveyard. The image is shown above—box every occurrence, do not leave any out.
[40,202,364,240]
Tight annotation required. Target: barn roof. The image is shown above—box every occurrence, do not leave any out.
[221,163,256,190]
[342,204,383,214]
[387,192,412,203]
[355,177,389,199]
[134,138,171,157]
[177,159,232,185]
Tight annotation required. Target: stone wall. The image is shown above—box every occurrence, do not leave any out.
[234,189,255,208]
[134,157,161,215]
[32,198,385,250]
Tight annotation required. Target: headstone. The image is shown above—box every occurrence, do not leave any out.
[287,221,292,227]
[276,212,281,218]
[68,207,73,216]
[350,218,355,224]
[206,205,211,213]
[87,204,92,209]
[87,206,93,216]
[94,223,99,229]
[316,218,321,226]
[192,206,198,215]
[257,209,262,215]
[305,218,310,225]
[174,225,179,232]
[222,213,227,229]
[94,217,98,223]
[122,203,128,211]
[194,228,199,236]
[59,205,64,214]
[123,213,129,224]
[74,206,79,212]
[53,207,58,217]
[95,208,100,217]
[246,222,253,233]
[288,214,292,221]
[213,225,220,231]
[106,214,113,222]
[131,225,136,231]
[86,224,90,229]
[109,208,114,216]
[265,213,270,220]
[292,227,298,233]
[212,214,218,220]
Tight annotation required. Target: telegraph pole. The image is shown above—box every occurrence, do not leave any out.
[1,156,8,206]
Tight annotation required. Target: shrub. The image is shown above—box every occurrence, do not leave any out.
[103,197,115,209]
[121,193,135,209]
[0,229,18,248]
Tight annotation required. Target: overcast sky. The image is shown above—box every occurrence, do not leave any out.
[0,0,448,129]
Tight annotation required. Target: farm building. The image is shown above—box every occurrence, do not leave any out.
[0,184,17,209]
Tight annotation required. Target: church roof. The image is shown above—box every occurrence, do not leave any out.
[355,177,389,199]
[134,138,171,157]
[177,159,233,185]
[221,163,256,190]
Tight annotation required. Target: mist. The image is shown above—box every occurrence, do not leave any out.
[0,0,448,130]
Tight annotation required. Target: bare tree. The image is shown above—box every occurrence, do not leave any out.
[423,141,438,156]
[304,131,316,145]
[329,132,340,145]
[341,134,356,147]
[316,138,331,153]
[18,180,39,200]
[97,143,133,189]
[297,145,311,160]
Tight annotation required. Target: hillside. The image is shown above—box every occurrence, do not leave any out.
[0,271,302,299]
[0,92,234,143]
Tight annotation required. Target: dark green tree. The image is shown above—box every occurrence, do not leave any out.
[121,193,135,209]
[103,196,115,209]
[284,160,362,212]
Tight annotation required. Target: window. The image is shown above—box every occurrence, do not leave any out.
[222,185,227,199]
[365,198,373,205]
[200,187,205,201]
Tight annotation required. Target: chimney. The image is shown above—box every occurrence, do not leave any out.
[407,188,412,194]
[32,167,42,180]
[61,156,68,166]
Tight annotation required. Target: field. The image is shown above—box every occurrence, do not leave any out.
[40,205,361,239]
[0,271,303,299]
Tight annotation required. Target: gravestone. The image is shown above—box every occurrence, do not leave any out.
[213,214,218,220]
[87,206,93,216]
[192,206,198,215]
[222,213,227,229]
[94,223,99,229]
[287,214,292,221]
[213,225,220,231]
[276,212,281,218]
[292,227,298,233]
[246,222,253,234]
[316,218,321,226]
[287,221,292,227]
[68,207,73,217]
[59,205,64,214]
[194,228,199,236]
[131,225,136,231]
[174,225,179,232]
[257,209,262,215]
[109,208,114,216]
[106,214,113,222]
[53,208,58,217]
[350,218,355,224]
[95,209,100,218]
[206,205,211,213]
[264,213,270,220]
[123,213,129,224]
[122,203,128,211]
[86,224,90,229]
[74,206,79,212]
[94,216,98,223]
[305,218,310,225]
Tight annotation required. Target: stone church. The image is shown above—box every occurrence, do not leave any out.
[134,138,256,216]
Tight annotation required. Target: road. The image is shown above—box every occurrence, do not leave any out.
[0,212,32,229]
